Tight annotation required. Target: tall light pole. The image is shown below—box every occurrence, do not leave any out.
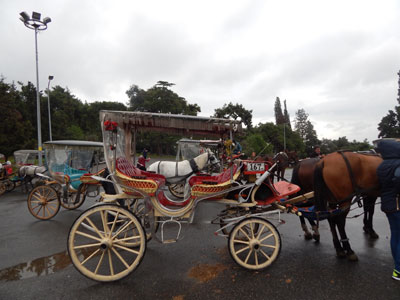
[19,11,51,166]
[47,75,54,141]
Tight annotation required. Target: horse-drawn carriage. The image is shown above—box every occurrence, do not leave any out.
[67,111,313,282]
[26,140,105,220]
[0,153,14,195]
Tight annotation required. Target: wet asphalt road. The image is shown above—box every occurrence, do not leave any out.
[0,169,400,300]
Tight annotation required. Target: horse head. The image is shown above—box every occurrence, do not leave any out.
[206,148,221,171]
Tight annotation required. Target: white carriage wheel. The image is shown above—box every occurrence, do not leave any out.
[27,185,60,220]
[68,204,146,282]
[228,217,281,270]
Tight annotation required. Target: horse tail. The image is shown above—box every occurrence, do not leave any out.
[313,161,329,211]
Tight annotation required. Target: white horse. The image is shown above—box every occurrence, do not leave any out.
[147,149,220,197]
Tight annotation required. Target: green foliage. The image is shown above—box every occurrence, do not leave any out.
[378,71,400,138]
[294,109,320,156]
[242,133,273,156]
[127,81,200,115]
[378,108,400,138]
[213,102,253,128]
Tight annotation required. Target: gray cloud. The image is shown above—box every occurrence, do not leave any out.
[2,0,400,143]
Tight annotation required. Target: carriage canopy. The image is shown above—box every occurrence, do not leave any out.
[99,110,243,175]
[13,150,39,166]
[99,111,243,137]
[43,140,104,178]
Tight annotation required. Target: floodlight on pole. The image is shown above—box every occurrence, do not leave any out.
[19,11,51,166]
[47,75,54,141]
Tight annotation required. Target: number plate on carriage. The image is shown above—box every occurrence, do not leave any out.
[247,163,265,172]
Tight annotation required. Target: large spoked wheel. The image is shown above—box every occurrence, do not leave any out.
[60,184,87,210]
[168,183,184,198]
[228,217,281,270]
[68,204,147,282]
[27,185,61,220]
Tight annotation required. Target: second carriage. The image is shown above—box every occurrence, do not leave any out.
[67,111,310,282]
[27,140,105,220]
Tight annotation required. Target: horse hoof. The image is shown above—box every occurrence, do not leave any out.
[304,233,312,240]
[336,251,346,258]
[312,234,320,242]
[368,231,379,239]
[347,253,358,262]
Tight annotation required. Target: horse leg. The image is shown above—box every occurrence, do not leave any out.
[309,219,320,242]
[328,217,346,258]
[335,213,358,261]
[299,216,312,240]
[363,196,379,239]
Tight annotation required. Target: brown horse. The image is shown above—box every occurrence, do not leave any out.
[313,151,382,261]
[258,152,290,180]
[285,150,299,167]
[290,158,321,241]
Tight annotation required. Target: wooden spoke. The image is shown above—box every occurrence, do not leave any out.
[68,204,146,282]
[229,218,281,271]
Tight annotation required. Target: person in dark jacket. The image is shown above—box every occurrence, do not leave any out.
[376,139,400,281]
[310,145,324,159]
[137,149,150,171]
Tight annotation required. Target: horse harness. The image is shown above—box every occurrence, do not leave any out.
[156,153,203,177]
[337,150,379,208]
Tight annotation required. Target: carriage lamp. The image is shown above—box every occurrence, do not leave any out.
[19,11,52,165]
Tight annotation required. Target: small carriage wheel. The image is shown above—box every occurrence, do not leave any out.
[60,184,87,210]
[68,204,146,282]
[27,185,60,220]
[228,217,281,270]
[168,183,185,198]
[5,180,16,192]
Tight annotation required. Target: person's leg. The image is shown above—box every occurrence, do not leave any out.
[387,211,400,276]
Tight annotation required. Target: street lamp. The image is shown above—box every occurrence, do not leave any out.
[19,11,52,166]
[47,75,54,141]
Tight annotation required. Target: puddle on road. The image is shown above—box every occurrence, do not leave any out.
[0,250,72,281]
[188,263,228,283]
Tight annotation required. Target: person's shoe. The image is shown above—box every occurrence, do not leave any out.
[392,269,400,281]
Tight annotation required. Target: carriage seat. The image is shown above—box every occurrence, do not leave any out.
[188,164,240,198]
[115,157,165,196]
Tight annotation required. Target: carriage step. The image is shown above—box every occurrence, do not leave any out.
[162,239,177,244]
[159,218,183,243]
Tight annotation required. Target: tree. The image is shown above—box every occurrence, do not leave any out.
[378,70,400,138]
[242,133,273,156]
[283,99,291,129]
[274,97,285,125]
[294,109,320,156]
[213,102,253,128]
[0,79,35,157]
[127,81,200,115]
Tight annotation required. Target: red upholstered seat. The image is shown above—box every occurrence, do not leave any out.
[115,157,166,189]
[189,164,239,187]
[116,157,143,178]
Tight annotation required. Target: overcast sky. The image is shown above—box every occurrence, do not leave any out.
[2,0,400,143]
